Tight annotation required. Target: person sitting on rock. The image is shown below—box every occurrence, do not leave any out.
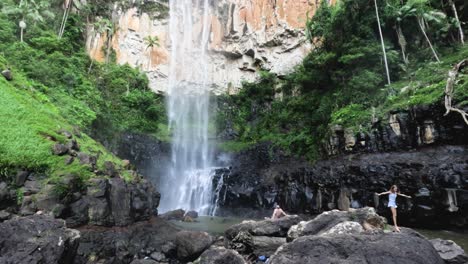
[376,185,411,232]
[271,205,288,220]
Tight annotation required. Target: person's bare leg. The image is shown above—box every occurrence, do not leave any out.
[391,207,400,232]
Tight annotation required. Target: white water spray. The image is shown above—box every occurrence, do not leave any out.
[160,0,217,215]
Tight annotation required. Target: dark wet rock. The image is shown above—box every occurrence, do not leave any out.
[287,207,384,241]
[0,215,80,264]
[64,155,75,165]
[15,170,29,186]
[2,69,12,81]
[77,152,97,169]
[225,215,302,240]
[0,181,15,210]
[34,184,60,212]
[430,238,468,264]
[67,138,80,151]
[175,231,214,261]
[62,130,73,139]
[0,210,11,221]
[185,210,199,219]
[20,196,37,215]
[269,229,444,264]
[52,143,69,155]
[215,144,468,228]
[109,178,132,226]
[161,209,185,221]
[198,246,247,264]
[104,161,119,177]
[66,198,89,227]
[130,260,158,264]
[150,251,166,262]
[24,178,41,195]
[74,218,179,264]
[225,215,301,257]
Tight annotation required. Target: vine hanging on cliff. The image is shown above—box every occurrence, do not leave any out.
[444,59,468,125]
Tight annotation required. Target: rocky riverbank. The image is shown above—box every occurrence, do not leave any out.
[1,207,466,263]
[214,106,468,228]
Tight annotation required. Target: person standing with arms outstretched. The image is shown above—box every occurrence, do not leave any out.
[376,185,411,232]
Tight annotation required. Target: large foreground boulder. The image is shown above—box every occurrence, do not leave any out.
[287,207,385,241]
[198,246,247,264]
[225,215,301,257]
[0,215,80,263]
[269,229,444,264]
[175,231,214,261]
[225,215,302,239]
[430,239,468,264]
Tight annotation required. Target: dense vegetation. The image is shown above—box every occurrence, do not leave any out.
[0,0,167,181]
[218,0,468,160]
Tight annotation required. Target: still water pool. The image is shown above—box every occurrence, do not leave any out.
[170,216,468,252]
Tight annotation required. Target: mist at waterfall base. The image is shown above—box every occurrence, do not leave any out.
[157,0,227,216]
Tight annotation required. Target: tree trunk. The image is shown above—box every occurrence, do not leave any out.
[418,18,440,62]
[448,0,464,44]
[396,23,409,64]
[444,59,468,124]
[20,27,24,42]
[374,0,391,84]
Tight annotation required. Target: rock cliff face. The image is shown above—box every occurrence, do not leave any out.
[86,0,327,93]
[213,106,468,228]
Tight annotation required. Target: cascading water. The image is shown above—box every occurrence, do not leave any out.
[159,0,217,215]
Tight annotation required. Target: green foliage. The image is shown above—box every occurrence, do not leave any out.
[0,1,167,182]
[218,0,468,161]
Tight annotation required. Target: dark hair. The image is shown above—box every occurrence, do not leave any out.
[390,185,399,193]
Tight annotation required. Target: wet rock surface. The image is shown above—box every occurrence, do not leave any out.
[269,229,445,264]
[0,215,80,264]
[74,217,180,264]
[175,230,214,262]
[198,246,247,264]
[430,238,468,264]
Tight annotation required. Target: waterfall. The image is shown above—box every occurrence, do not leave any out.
[160,0,216,215]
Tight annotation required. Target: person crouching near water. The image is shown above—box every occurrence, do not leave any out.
[376,185,411,232]
[271,205,288,220]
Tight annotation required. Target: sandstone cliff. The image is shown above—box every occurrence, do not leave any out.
[86,0,332,93]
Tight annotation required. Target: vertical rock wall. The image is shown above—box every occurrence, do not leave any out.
[86,0,326,93]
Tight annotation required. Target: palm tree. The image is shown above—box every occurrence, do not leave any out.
[374,0,391,85]
[144,35,160,70]
[2,0,54,42]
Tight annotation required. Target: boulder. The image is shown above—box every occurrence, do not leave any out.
[225,215,302,240]
[52,143,69,155]
[0,215,80,263]
[150,251,166,262]
[321,221,364,236]
[430,238,468,264]
[0,210,11,221]
[185,210,199,219]
[0,181,15,210]
[175,231,214,261]
[15,170,29,186]
[130,259,159,264]
[269,229,444,264]
[198,246,247,264]
[160,209,186,221]
[287,208,384,241]
[109,178,132,226]
[2,69,12,81]
[103,161,119,177]
[66,139,80,151]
